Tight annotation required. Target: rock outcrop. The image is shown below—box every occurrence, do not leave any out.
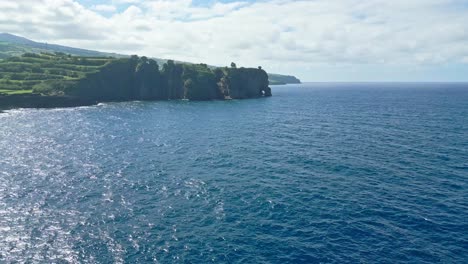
[222,67,271,99]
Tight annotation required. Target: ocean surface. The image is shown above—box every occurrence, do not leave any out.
[1,83,467,263]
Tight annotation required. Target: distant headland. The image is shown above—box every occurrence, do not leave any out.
[268,74,301,85]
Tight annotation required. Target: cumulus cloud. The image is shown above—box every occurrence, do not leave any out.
[91,4,117,12]
[0,0,467,81]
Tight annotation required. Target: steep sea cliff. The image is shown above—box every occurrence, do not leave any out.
[0,54,271,110]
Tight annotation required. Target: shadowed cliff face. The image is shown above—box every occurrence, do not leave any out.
[222,68,271,99]
[183,64,222,101]
[182,66,271,100]
[134,57,162,100]
[163,60,184,100]
[37,56,271,102]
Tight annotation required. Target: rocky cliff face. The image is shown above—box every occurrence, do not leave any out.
[134,57,162,100]
[183,64,222,101]
[59,57,272,102]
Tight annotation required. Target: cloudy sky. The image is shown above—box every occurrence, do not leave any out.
[1,0,467,81]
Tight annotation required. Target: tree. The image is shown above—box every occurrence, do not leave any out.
[258,66,262,70]
[231,62,237,68]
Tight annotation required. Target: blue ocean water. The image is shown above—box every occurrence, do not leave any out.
[0,83,467,263]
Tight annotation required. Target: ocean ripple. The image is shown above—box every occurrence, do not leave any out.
[1,83,467,263]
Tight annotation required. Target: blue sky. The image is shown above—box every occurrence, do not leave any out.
[78,0,258,12]
[1,0,467,81]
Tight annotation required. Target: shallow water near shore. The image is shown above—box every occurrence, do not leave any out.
[1,83,467,263]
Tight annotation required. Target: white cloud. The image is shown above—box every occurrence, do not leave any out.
[91,4,117,12]
[0,0,467,81]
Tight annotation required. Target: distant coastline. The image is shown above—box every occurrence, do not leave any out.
[0,33,301,89]
[268,74,301,85]
[0,33,307,110]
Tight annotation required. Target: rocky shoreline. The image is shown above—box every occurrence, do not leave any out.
[0,90,272,111]
[0,94,98,111]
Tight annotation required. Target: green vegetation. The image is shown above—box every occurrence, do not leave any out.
[0,33,125,59]
[183,63,221,100]
[0,52,112,95]
[0,89,33,95]
[268,80,287,85]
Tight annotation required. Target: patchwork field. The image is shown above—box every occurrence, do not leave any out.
[0,52,114,95]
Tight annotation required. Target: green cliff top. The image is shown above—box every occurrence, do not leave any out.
[0,52,114,95]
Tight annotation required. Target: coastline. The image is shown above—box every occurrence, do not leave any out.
[0,94,98,111]
[0,93,272,111]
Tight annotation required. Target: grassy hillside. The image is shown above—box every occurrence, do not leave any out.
[268,73,301,85]
[0,40,116,59]
[0,52,113,95]
[0,33,123,59]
